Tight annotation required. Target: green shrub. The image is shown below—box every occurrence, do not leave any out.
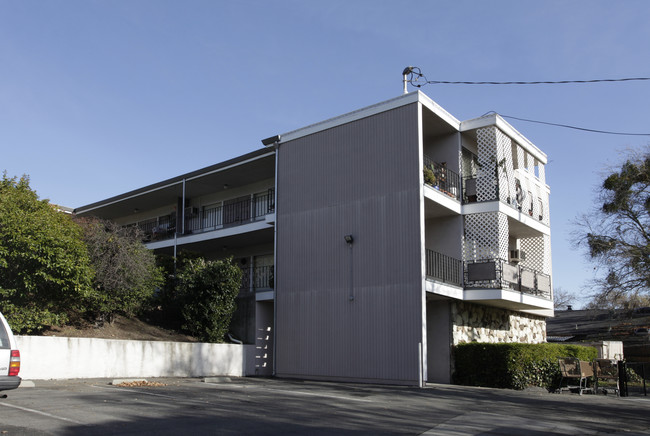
[176,257,241,343]
[453,342,598,390]
[0,175,95,333]
[76,217,164,323]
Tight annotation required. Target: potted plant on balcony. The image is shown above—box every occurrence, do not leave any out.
[423,166,437,188]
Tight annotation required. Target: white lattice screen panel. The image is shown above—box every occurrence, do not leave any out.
[514,171,550,224]
[461,149,476,178]
[476,128,498,202]
[520,234,552,276]
[496,128,515,204]
[520,236,544,272]
[463,212,509,261]
[543,234,552,275]
[498,213,509,260]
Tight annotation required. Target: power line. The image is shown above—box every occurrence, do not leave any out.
[404,66,650,86]
[482,111,650,136]
[401,67,650,136]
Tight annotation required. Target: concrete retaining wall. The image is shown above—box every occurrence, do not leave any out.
[16,336,255,380]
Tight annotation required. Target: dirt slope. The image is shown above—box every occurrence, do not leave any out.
[40,315,198,342]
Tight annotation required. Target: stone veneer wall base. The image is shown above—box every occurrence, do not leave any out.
[451,301,546,345]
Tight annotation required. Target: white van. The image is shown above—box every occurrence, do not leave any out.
[0,311,21,391]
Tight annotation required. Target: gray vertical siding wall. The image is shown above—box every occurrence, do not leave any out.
[276,104,423,384]
[426,300,451,383]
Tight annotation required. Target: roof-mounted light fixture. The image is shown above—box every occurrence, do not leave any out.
[261,134,281,146]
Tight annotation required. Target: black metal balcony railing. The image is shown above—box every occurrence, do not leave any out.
[423,155,461,201]
[138,189,274,242]
[139,215,176,241]
[425,250,463,286]
[464,258,551,299]
[239,265,274,292]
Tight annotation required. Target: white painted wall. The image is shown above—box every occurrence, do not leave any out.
[16,336,255,380]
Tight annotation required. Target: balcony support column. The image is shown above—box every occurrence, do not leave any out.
[181,178,186,235]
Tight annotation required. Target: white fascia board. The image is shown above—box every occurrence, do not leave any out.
[425,279,463,300]
[424,185,462,214]
[460,114,547,165]
[417,91,461,130]
[280,91,460,143]
[145,220,272,250]
[185,151,275,182]
[256,290,274,301]
[464,288,554,311]
[461,200,501,215]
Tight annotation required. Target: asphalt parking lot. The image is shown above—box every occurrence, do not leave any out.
[0,377,649,435]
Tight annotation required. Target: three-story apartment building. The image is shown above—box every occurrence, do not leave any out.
[75,90,553,385]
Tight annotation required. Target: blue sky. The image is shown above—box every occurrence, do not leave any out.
[2,1,649,307]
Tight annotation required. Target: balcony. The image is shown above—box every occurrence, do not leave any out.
[462,174,548,225]
[138,214,176,241]
[425,251,552,312]
[425,250,462,286]
[138,189,274,242]
[240,265,274,293]
[423,155,461,201]
[464,258,551,299]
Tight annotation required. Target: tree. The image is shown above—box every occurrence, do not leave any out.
[576,148,650,308]
[176,257,241,342]
[75,217,164,323]
[0,174,95,333]
[553,287,576,310]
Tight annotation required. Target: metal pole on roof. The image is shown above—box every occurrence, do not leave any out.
[403,66,413,94]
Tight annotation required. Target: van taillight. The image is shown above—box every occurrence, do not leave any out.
[9,350,20,376]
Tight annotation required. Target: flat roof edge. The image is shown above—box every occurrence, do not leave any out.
[75,148,275,214]
[460,114,548,164]
[280,91,460,143]
[417,91,461,129]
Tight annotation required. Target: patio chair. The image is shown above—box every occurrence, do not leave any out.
[557,357,593,395]
[593,359,620,396]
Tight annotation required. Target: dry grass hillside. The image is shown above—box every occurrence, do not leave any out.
[40,315,198,343]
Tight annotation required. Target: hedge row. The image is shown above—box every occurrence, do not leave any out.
[453,342,598,390]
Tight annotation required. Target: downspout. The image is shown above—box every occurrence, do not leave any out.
[272,142,279,377]
[261,134,281,378]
